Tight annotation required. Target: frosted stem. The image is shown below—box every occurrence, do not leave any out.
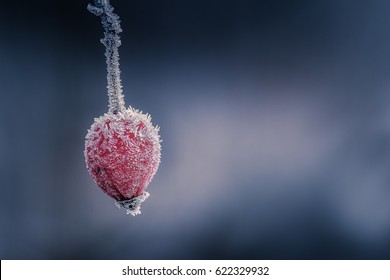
[88,0,126,114]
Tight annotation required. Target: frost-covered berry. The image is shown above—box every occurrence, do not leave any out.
[85,108,161,215]
[86,0,161,216]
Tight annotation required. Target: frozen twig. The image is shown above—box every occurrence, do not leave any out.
[88,0,125,114]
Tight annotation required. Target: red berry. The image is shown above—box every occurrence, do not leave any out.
[84,108,161,215]
[86,1,161,216]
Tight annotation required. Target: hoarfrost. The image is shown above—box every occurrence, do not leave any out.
[88,0,125,114]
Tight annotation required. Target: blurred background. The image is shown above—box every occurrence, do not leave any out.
[1,0,390,259]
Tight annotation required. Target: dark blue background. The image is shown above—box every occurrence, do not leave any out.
[1,0,390,259]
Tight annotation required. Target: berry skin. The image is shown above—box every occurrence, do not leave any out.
[84,107,161,215]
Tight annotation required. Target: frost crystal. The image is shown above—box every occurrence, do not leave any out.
[88,0,125,114]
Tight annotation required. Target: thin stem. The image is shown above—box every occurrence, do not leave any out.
[88,0,126,114]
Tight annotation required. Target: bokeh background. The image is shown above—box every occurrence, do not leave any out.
[1,0,390,259]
